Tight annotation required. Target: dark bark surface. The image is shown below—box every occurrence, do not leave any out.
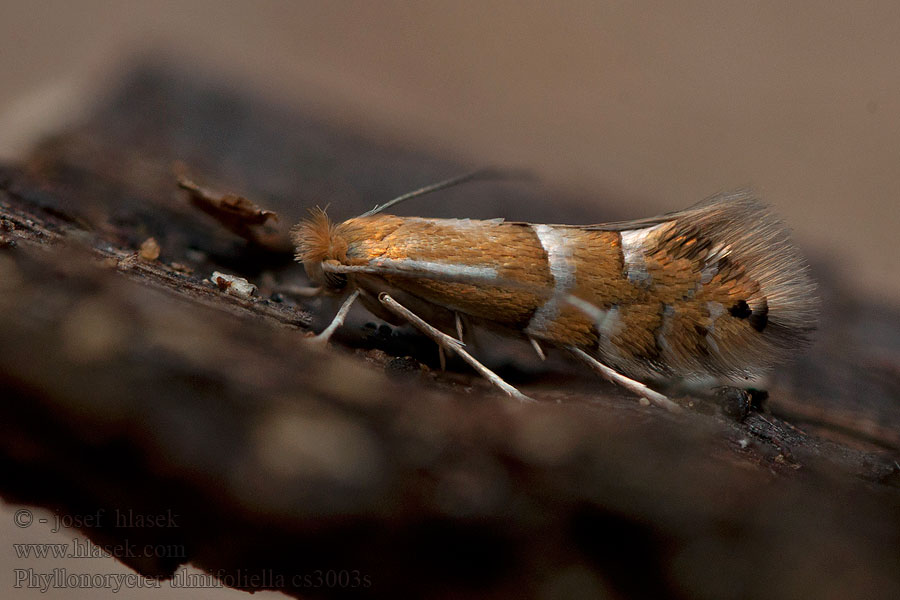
[1,65,899,599]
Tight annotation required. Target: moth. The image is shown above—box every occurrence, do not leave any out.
[290,170,818,410]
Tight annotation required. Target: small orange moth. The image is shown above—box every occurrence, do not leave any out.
[292,170,817,409]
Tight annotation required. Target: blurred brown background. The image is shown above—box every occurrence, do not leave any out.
[1,3,899,598]
[1,1,898,306]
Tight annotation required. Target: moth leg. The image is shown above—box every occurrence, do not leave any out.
[436,312,468,372]
[568,347,682,413]
[379,293,534,403]
[308,289,360,345]
[529,336,547,361]
[436,312,465,370]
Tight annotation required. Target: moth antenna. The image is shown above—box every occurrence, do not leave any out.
[358,167,532,218]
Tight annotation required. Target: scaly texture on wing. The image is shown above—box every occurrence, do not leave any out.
[571,192,819,379]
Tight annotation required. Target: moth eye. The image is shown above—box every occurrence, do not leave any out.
[325,271,347,290]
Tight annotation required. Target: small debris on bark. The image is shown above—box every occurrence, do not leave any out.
[210,271,258,299]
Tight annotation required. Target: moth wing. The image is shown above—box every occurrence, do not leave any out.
[603,192,817,363]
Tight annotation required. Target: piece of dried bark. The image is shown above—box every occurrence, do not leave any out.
[177,172,292,253]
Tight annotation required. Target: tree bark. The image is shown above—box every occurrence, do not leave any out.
[1,64,898,599]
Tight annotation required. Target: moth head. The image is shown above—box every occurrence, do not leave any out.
[291,207,349,291]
